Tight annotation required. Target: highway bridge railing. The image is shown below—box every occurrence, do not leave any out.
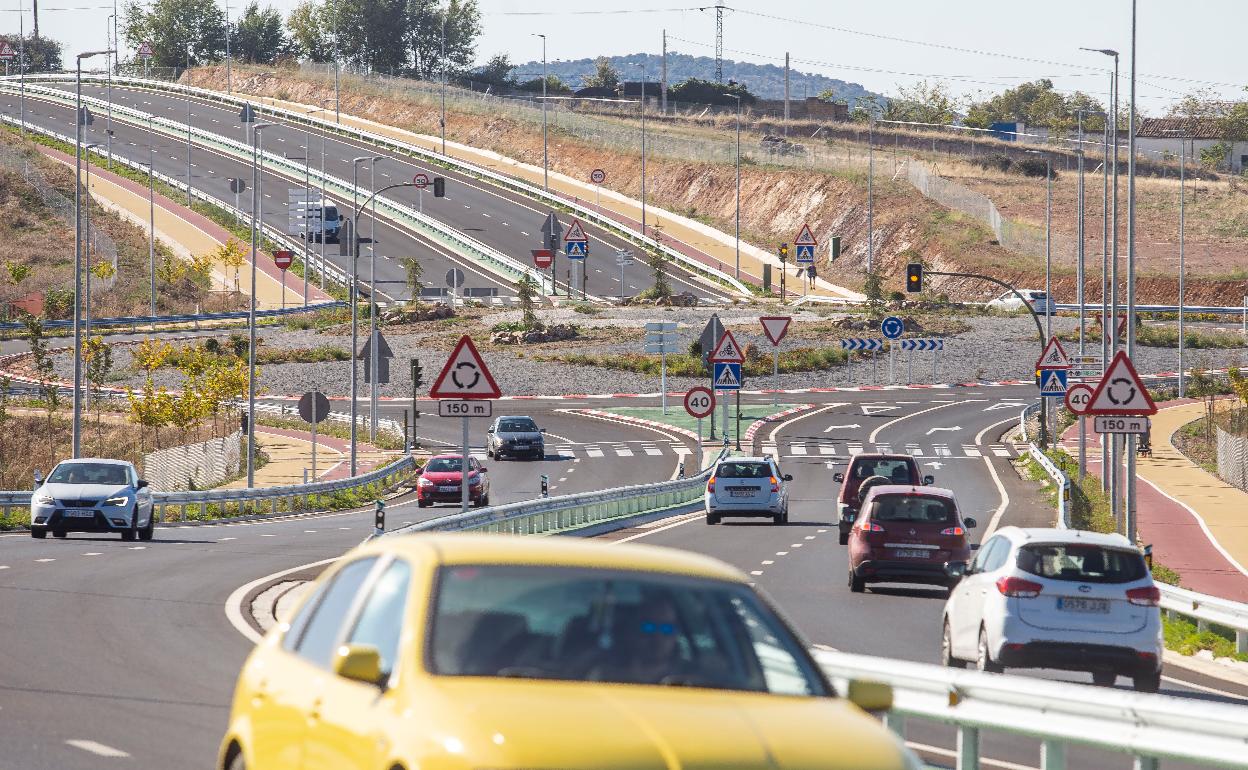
[14,74,753,298]
[384,450,726,538]
[815,648,1248,769]
[1018,401,1248,655]
[0,454,416,525]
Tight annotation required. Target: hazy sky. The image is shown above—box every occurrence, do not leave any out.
[45,1,1247,110]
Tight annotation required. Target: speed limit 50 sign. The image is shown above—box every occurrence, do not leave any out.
[684,386,715,419]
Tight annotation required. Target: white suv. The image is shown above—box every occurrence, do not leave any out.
[941,527,1162,692]
[705,457,791,525]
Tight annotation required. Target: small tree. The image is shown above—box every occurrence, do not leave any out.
[24,317,60,467]
[156,253,188,287]
[83,335,114,451]
[647,224,671,299]
[1200,142,1232,172]
[584,56,619,91]
[91,259,116,282]
[1187,362,1221,445]
[214,238,249,292]
[127,378,174,451]
[134,338,174,373]
[399,257,424,303]
[862,267,886,317]
[0,375,9,488]
[516,274,539,329]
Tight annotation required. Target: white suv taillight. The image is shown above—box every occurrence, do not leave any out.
[1126,586,1161,606]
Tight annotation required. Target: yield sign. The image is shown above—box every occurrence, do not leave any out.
[564,218,588,243]
[1086,351,1157,416]
[1036,336,1071,369]
[794,223,817,246]
[428,335,502,400]
[708,329,745,363]
[759,316,792,346]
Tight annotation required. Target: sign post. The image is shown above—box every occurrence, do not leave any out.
[1036,335,1072,448]
[794,224,817,297]
[428,335,502,512]
[700,315,724,437]
[273,250,293,310]
[759,316,792,406]
[684,386,715,471]
[645,322,680,414]
[540,212,562,295]
[1064,382,1095,480]
[590,168,606,212]
[616,249,634,301]
[563,219,589,300]
[298,388,330,481]
[880,316,904,384]
[413,173,429,214]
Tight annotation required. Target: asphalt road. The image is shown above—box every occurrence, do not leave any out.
[17,83,730,304]
[1,387,1243,770]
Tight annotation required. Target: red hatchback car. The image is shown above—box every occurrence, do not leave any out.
[416,454,490,508]
[847,485,976,595]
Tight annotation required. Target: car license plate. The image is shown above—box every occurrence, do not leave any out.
[1057,597,1110,613]
[437,485,458,493]
[893,549,927,559]
[729,488,755,497]
[63,508,95,518]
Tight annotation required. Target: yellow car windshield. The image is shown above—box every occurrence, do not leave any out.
[428,565,828,697]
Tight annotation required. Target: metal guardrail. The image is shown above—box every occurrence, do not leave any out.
[1055,303,1248,315]
[385,450,724,538]
[0,455,416,523]
[0,302,344,332]
[24,74,752,298]
[6,80,553,296]
[815,648,1248,769]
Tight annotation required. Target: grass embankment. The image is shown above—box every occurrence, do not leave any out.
[534,347,846,376]
[1056,323,1246,349]
[255,414,406,451]
[156,335,350,369]
[1164,615,1248,663]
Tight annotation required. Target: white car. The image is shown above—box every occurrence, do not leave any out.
[941,527,1162,692]
[30,459,155,541]
[705,456,792,525]
[986,289,1056,315]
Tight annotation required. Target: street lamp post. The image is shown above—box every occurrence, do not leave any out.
[368,160,381,442]
[106,14,114,170]
[185,45,193,207]
[639,65,648,234]
[83,142,101,387]
[868,118,875,274]
[245,123,273,488]
[1125,0,1139,545]
[147,115,156,317]
[72,48,112,460]
[724,92,742,281]
[285,145,313,308]
[349,156,382,476]
[535,34,548,192]
[440,14,447,155]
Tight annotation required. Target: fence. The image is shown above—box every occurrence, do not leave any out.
[143,429,241,492]
[1217,426,1248,492]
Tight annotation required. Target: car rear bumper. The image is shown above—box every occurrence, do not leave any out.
[854,559,965,586]
[996,641,1159,674]
[706,497,783,516]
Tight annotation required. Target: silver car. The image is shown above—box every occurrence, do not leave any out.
[705,456,792,525]
[31,459,155,541]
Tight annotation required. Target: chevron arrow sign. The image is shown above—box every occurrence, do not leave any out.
[898,339,945,351]
[839,338,885,352]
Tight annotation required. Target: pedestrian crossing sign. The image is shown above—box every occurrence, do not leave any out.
[1039,368,1069,397]
[565,240,587,259]
[713,362,742,390]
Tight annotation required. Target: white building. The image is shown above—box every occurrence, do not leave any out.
[1135,117,1248,174]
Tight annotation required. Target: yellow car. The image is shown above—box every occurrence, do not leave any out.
[219,534,921,770]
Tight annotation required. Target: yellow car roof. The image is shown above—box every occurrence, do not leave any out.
[360,532,747,583]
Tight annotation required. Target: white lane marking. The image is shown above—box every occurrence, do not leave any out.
[975,416,1020,446]
[767,403,844,447]
[790,444,808,456]
[261,533,276,537]
[761,560,774,565]
[963,446,983,457]
[1136,472,1248,580]
[1161,673,1248,699]
[586,448,604,458]
[520,231,530,236]
[643,446,663,456]
[226,557,339,643]
[869,400,985,443]
[304,530,318,533]
[35,558,55,563]
[750,570,763,576]
[609,513,703,543]
[804,535,816,540]
[775,551,788,556]
[615,447,634,457]
[218,537,237,542]
[83,552,102,556]
[128,546,146,550]
[790,543,803,548]
[817,528,828,533]
[980,453,1012,538]
[66,740,130,758]
[992,446,1011,457]
[0,565,9,570]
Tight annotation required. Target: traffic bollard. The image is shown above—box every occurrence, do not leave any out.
[677,461,685,479]
[374,499,385,537]
[541,474,549,497]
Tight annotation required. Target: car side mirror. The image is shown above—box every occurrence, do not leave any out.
[963,516,977,529]
[479,466,488,473]
[540,428,547,433]
[487,427,494,433]
[945,562,968,581]
[846,679,893,713]
[782,474,793,482]
[923,475,935,486]
[970,543,981,551]
[137,479,149,489]
[833,472,845,483]
[333,643,385,687]
[33,470,43,485]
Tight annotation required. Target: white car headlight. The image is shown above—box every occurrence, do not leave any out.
[33,493,54,506]
[103,496,130,507]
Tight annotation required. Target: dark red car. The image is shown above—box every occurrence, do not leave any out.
[846,485,975,595]
[833,454,932,545]
[416,454,491,508]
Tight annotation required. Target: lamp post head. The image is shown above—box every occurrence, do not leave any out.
[1080,47,1119,58]
[78,49,114,60]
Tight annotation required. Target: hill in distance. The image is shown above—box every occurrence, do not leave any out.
[509,51,881,104]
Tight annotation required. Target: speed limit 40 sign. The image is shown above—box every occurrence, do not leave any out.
[1064,382,1095,415]
[684,386,715,419]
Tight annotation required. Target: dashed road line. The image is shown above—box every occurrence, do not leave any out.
[66,740,129,758]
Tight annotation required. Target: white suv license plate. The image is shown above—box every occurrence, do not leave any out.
[1057,597,1110,613]
[729,488,756,497]
[63,508,95,518]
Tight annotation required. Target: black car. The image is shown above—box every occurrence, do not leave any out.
[486,416,546,460]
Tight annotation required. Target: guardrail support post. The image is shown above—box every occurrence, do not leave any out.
[1237,629,1247,655]
[1132,757,1159,770]
[883,712,905,738]
[956,726,979,770]
[1041,740,1066,770]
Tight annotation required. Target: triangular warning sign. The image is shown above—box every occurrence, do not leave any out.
[714,365,740,388]
[759,316,792,346]
[1035,336,1071,369]
[794,223,817,247]
[1086,351,1157,416]
[138,41,154,57]
[564,218,588,242]
[709,330,745,363]
[1039,370,1067,395]
[428,335,502,399]
[0,42,14,58]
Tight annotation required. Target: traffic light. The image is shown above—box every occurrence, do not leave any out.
[906,263,923,293]
[433,176,446,197]
[410,357,424,388]
[778,243,789,263]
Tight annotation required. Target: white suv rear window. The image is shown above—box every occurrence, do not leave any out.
[1016,544,1146,584]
